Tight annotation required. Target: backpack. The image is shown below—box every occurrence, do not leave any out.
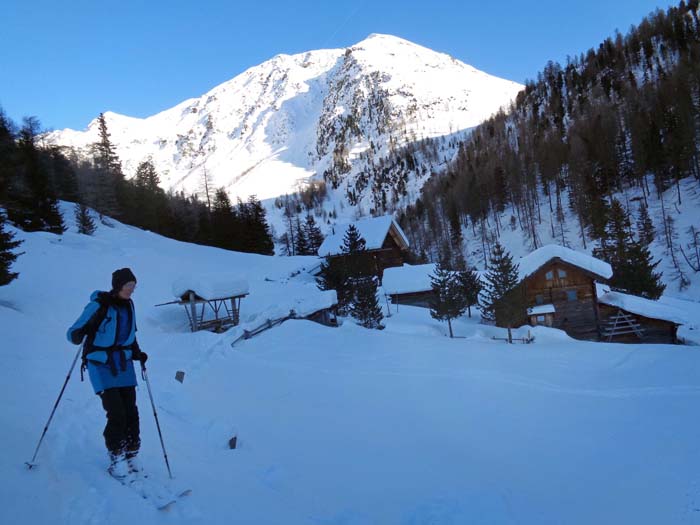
[80,295,110,381]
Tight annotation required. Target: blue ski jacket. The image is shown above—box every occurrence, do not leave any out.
[67,291,141,394]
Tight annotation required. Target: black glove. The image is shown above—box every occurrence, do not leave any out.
[70,327,87,345]
[137,351,148,364]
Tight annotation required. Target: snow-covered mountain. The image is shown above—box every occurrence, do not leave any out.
[45,34,522,224]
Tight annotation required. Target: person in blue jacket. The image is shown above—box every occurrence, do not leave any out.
[67,268,148,478]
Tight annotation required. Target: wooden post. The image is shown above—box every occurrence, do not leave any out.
[188,292,197,332]
[231,298,240,326]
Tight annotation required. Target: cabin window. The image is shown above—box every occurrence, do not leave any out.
[535,294,544,305]
[558,269,567,278]
[536,315,545,323]
[566,290,577,301]
[545,271,553,280]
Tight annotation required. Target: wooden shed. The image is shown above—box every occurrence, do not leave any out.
[596,287,685,344]
[518,245,613,340]
[317,216,410,277]
[381,263,437,310]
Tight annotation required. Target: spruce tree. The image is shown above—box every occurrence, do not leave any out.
[494,286,527,343]
[342,224,366,253]
[622,241,666,299]
[480,241,520,325]
[13,117,65,234]
[341,223,373,277]
[350,276,384,329]
[317,256,351,311]
[303,214,324,255]
[0,109,16,208]
[90,113,123,220]
[317,224,370,314]
[637,202,655,247]
[74,202,96,235]
[429,261,466,338]
[47,147,79,202]
[240,195,274,255]
[133,159,166,231]
[211,189,238,250]
[594,199,665,298]
[294,216,309,255]
[0,213,22,285]
[457,266,482,318]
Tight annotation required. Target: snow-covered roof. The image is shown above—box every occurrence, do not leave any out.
[318,216,409,257]
[172,275,250,301]
[596,285,688,325]
[292,290,338,317]
[382,263,437,295]
[518,244,613,282]
[527,304,556,316]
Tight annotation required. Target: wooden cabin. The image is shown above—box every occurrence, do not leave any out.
[518,245,613,340]
[318,216,410,277]
[597,288,683,344]
[382,263,437,310]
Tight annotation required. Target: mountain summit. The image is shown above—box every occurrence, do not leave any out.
[46,34,522,218]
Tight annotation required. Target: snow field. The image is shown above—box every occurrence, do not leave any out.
[2,203,700,524]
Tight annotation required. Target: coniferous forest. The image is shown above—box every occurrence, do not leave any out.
[399,1,700,292]
[0,111,276,268]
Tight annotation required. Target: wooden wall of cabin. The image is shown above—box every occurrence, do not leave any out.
[523,260,600,340]
[376,235,406,272]
[598,304,678,344]
[390,291,435,309]
[328,246,405,281]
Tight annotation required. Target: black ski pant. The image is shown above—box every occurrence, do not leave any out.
[99,386,140,456]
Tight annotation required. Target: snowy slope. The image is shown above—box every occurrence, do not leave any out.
[447,175,700,304]
[44,34,522,228]
[2,203,700,524]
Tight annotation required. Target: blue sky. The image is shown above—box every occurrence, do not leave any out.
[1,0,677,131]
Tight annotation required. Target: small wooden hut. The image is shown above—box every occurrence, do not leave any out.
[317,216,410,277]
[382,263,437,310]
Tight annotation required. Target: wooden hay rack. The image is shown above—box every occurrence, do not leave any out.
[600,310,645,342]
[157,290,248,333]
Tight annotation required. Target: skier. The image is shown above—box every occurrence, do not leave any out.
[67,268,148,479]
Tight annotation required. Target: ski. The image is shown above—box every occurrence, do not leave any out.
[109,471,191,510]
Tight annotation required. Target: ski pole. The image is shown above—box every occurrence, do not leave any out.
[26,344,83,469]
[141,362,173,479]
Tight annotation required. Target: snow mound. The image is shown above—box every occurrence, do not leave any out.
[291,289,337,317]
[172,275,249,301]
[382,263,436,295]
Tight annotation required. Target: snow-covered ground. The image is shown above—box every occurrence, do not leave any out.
[2,203,700,524]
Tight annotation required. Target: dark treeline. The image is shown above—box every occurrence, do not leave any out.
[0,111,275,272]
[400,1,700,291]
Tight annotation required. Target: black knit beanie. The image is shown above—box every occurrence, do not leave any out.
[112,267,137,292]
